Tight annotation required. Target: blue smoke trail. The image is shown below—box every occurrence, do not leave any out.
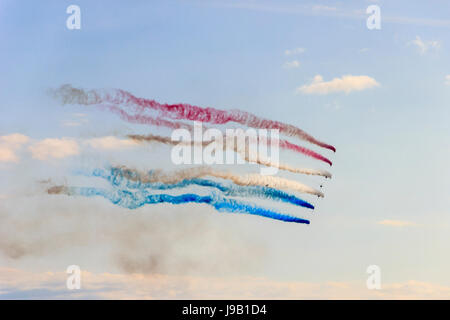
[65,186,310,224]
[80,167,314,210]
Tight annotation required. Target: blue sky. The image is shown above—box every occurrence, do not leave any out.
[0,0,450,298]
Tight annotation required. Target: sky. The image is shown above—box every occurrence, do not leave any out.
[0,0,450,299]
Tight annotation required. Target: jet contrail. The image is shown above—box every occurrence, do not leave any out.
[111,165,324,197]
[84,167,315,209]
[128,134,332,178]
[52,85,336,152]
[47,185,310,224]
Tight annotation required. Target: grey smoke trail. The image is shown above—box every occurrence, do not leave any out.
[128,134,331,178]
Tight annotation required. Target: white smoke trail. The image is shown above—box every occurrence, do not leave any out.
[117,165,324,197]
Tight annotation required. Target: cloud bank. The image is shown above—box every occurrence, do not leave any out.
[0,134,142,163]
[1,267,449,299]
[29,138,80,160]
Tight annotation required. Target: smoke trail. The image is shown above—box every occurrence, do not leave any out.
[278,139,332,166]
[47,186,310,224]
[129,134,332,166]
[84,167,315,209]
[128,134,210,147]
[128,134,332,178]
[52,85,336,152]
[106,105,193,131]
[111,166,324,197]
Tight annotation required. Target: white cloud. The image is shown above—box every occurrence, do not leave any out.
[0,134,29,163]
[0,146,19,163]
[0,131,155,167]
[283,60,300,69]
[445,75,450,86]
[285,47,305,56]
[29,138,80,160]
[0,134,29,145]
[378,220,417,227]
[408,36,441,55]
[0,134,139,163]
[85,136,138,150]
[297,74,379,94]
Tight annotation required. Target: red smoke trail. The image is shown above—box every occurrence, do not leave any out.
[105,105,192,130]
[115,88,336,152]
[278,139,332,166]
[54,85,335,152]
[104,104,334,165]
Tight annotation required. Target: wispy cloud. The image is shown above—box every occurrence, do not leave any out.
[283,60,300,69]
[285,47,305,56]
[445,75,450,86]
[408,36,441,55]
[297,75,379,95]
[384,15,450,28]
[207,1,450,28]
[72,113,88,118]
[61,121,83,127]
[378,220,417,227]
[312,5,337,12]
[61,113,89,127]
[84,136,138,150]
